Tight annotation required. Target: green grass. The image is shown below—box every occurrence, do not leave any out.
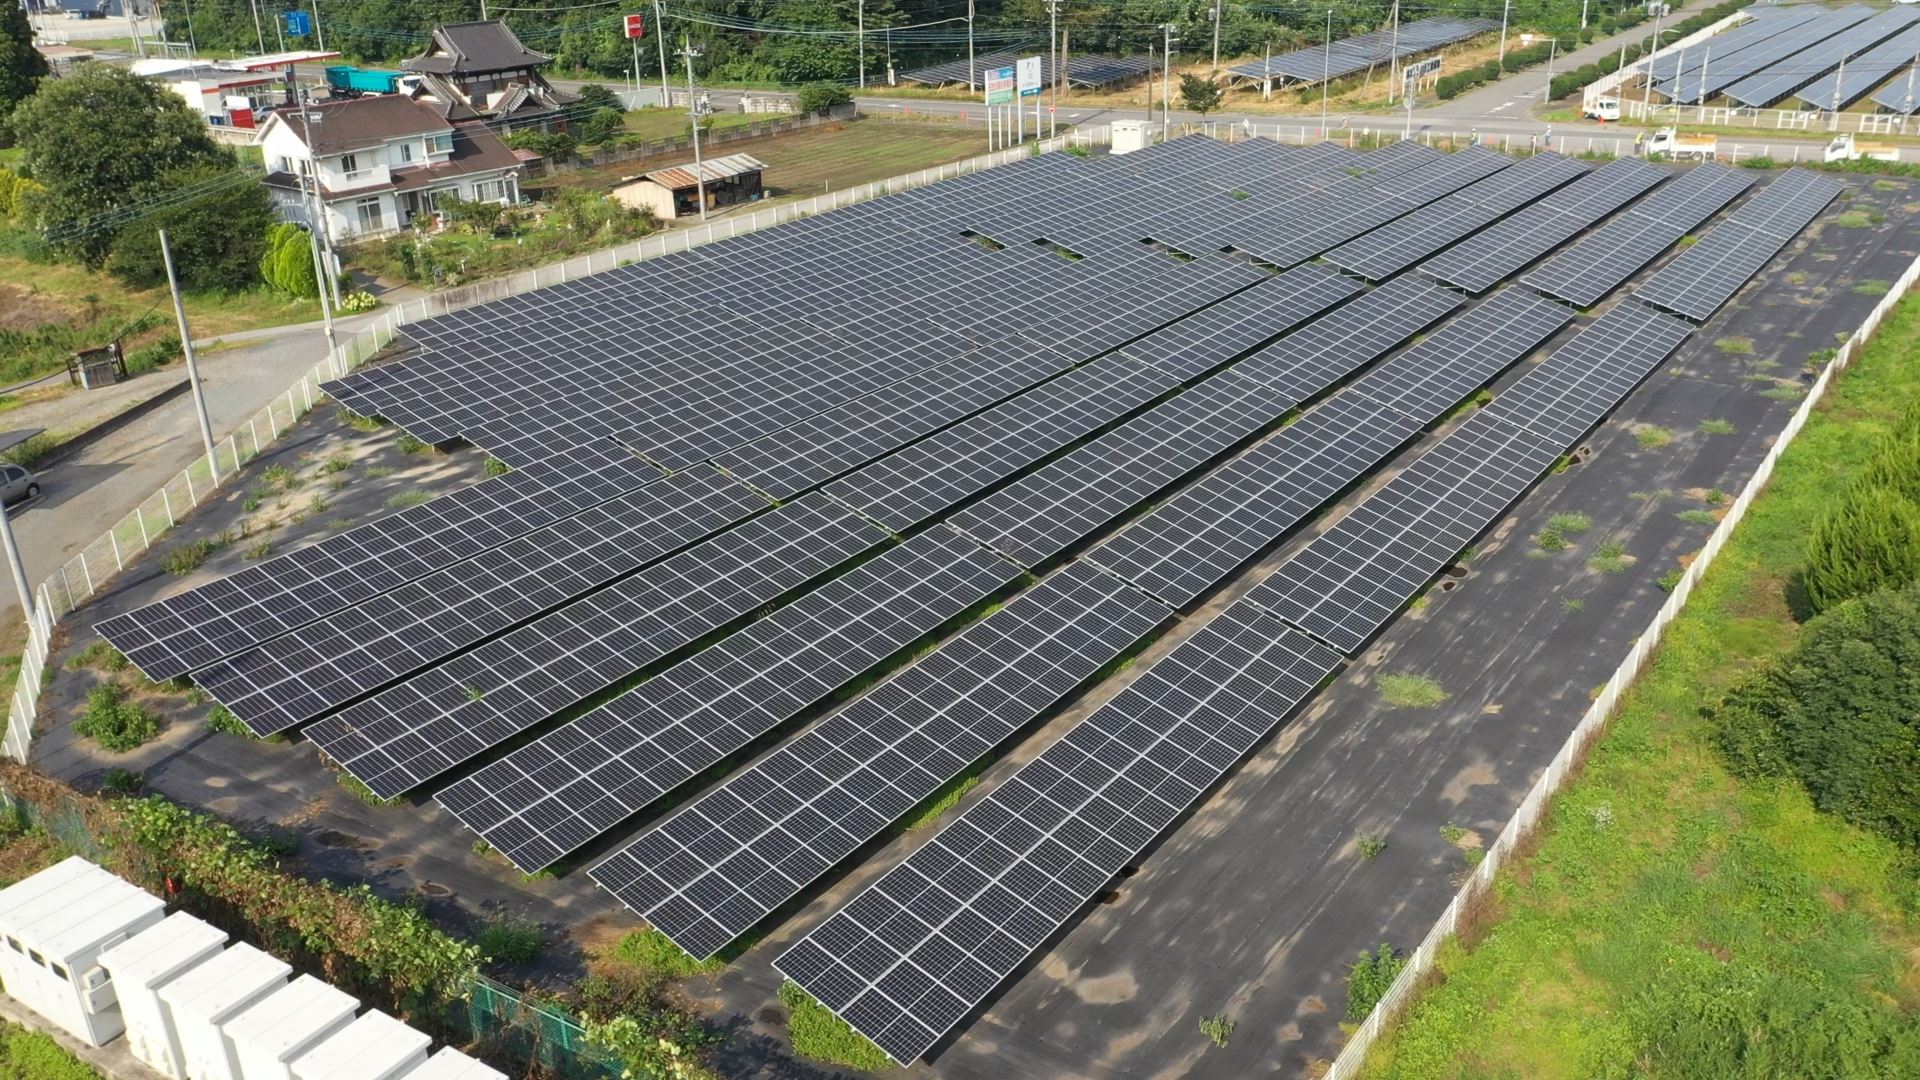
[1560,598,1584,613]
[1712,336,1754,354]
[1544,512,1591,535]
[1833,209,1877,228]
[899,772,982,832]
[1587,539,1631,574]
[1699,418,1737,436]
[336,773,398,807]
[0,1019,97,1079]
[1377,673,1450,709]
[1360,293,1920,1079]
[1852,278,1892,296]
[1633,425,1675,450]
[781,981,893,1071]
[385,489,431,510]
[1675,509,1720,525]
[611,928,724,979]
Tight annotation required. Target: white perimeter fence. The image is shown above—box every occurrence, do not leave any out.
[1324,245,1920,1080]
[3,130,1066,763]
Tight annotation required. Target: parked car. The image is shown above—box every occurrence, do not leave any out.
[0,464,41,507]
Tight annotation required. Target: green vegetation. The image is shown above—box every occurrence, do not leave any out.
[1378,673,1449,709]
[202,703,253,738]
[65,640,128,672]
[349,189,655,288]
[1834,210,1877,228]
[1713,336,1754,354]
[393,434,429,455]
[1655,568,1682,592]
[1675,509,1720,525]
[1853,278,1892,296]
[1360,294,1920,1079]
[780,981,893,1071]
[1802,469,1920,613]
[337,773,398,807]
[161,538,217,575]
[1535,528,1570,553]
[1199,1013,1235,1048]
[1560,598,1584,613]
[1587,539,1631,574]
[476,915,544,967]
[900,770,983,831]
[795,83,853,114]
[241,541,273,562]
[386,490,432,510]
[1358,833,1388,859]
[1544,512,1591,535]
[1699,418,1737,436]
[1347,944,1406,1021]
[0,1019,96,1080]
[611,928,724,981]
[1179,73,1225,115]
[74,684,159,752]
[483,457,510,478]
[1633,425,1674,450]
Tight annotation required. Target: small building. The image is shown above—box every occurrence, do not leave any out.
[32,44,95,75]
[402,1046,510,1080]
[257,93,523,242]
[157,942,291,1080]
[221,974,359,1080]
[402,20,578,132]
[142,63,277,130]
[0,856,167,1048]
[611,153,767,220]
[291,1009,430,1080]
[97,912,229,1079]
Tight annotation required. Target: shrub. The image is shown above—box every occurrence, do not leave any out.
[74,684,160,752]
[476,915,543,966]
[338,289,378,312]
[101,768,144,796]
[795,82,852,114]
[483,457,509,478]
[1358,833,1388,859]
[1199,1013,1234,1047]
[1711,582,1920,851]
[1803,484,1920,612]
[1346,943,1406,1020]
[203,702,254,738]
[504,129,576,165]
[1741,156,1776,170]
[162,539,216,576]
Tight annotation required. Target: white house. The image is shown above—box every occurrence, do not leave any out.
[258,94,523,243]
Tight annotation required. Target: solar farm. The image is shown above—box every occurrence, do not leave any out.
[1644,3,1920,109]
[1228,17,1498,89]
[68,133,1918,1075]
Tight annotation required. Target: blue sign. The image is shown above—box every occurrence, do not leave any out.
[283,10,311,37]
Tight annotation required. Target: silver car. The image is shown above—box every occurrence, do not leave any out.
[0,464,40,507]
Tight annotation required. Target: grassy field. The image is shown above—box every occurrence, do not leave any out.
[1360,300,1920,1077]
[541,119,987,202]
[620,107,766,142]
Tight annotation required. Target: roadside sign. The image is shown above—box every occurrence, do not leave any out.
[623,13,646,38]
[1403,56,1442,81]
[1017,56,1042,97]
[985,66,1015,105]
[283,10,311,37]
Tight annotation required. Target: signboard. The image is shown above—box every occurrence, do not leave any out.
[1403,56,1443,80]
[283,10,311,37]
[1017,56,1043,97]
[623,13,646,38]
[985,66,1016,105]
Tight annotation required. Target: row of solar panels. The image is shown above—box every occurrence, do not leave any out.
[776,168,1843,1064]
[901,51,1159,90]
[1228,16,1498,86]
[1648,3,1920,110]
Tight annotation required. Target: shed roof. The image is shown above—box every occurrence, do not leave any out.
[402,1047,509,1080]
[224,975,360,1062]
[404,21,552,76]
[294,1009,430,1080]
[97,912,227,988]
[157,942,290,1020]
[635,153,767,191]
[0,857,163,960]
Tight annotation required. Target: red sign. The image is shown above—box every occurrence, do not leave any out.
[624,13,646,38]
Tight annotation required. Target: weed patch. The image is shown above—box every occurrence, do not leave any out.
[1378,673,1449,709]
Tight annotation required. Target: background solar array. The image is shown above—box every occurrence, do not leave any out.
[1228,17,1497,84]
[1720,7,1917,108]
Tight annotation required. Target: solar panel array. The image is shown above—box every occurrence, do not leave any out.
[1871,58,1920,113]
[901,52,1158,90]
[1649,7,1824,102]
[1794,17,1920,108]
[1524,163,1755,308]
[1421,157,1669,294]
[1721,7,1919,108]
[1681,4,1875,104]
[1228,17,1497,85]
[1637,169,1844,322]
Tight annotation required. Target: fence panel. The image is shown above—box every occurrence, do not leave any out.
[1325,246,1920,1079]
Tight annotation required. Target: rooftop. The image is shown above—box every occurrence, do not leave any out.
[404,20,553,76]
[633,152,768,191]
[272,95,454,156]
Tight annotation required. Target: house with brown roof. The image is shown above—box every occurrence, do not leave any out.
[257,94,523,242]
[401,20,578,133]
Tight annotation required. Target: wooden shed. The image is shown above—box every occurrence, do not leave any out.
[611,153,767,220]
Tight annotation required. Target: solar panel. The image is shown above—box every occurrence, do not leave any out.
[592,562,1172,959]
[93,442,660,681]
[1719,7,1918,108]
[194,470,772,736]
[436,528,1022,873]
[775,601,1342,1064]
[1524,163,1755,308]
[1348,289,1573,420]
[1229,18,1497,84]
[1115,264,1364,381]
[303,493,888,798]
[1483,301,1695,449]
[1228,276,1463,401]
[1652,7,1826,101]
[1419,157,1669,293]
[1795,18,1920,108]
[1636,169,1843,321]
[1870,59,1920,113]
[1687,5,1876,102]
[1244,411,1567,653]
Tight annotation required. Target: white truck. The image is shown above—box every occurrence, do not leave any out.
[1824,133,1900,164]
[1645,127,1718,161]
[1583,96,1621,122]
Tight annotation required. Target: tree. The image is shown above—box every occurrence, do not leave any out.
[259,223,318,298]
[1802,484,1920,613]
[0,0,49,138]
[577,106,625,145]
[9,64,235,264]
[1711,582,1920,852]
[795,82,852,114]
[1180,74,1224,116]
[575,83,625,115]
[106,163,275,291]
[504,129,576,165]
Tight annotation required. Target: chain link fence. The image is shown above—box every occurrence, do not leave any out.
[4,129,1066,766]
[1325,245,1920,1080]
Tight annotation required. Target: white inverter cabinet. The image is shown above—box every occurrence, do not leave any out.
[291,1009,430,1080]
[0,856,166,1047]
[221,975,359,1080]
[157,942,291,1080]
[97,912,229,1078]
[400,1046,510,1080]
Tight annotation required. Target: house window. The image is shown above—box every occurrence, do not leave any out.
[354,197,384,233]
[399,142,414,164]
[426,132,453,155]
[471,179,505,202]
[339,152,361,179]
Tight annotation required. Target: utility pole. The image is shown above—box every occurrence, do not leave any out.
[653,0,670,102]
[1387,0,1400,104]
[1545,38,1557,93]
[1160,23,1176,142]
[1580,0,1589,31]
[679,37,709,221]
[1211,2,1221,75]
[1643,5,1664,130]
[159,230,221,485]
[296,97,343,310]
[125,0,147,58]
[967,0,976,91]
[1048,0,1059,136]
[1261,38,1271,101]
[0,496,33,630]
[1697,47,1709,119]
[1498,0,1510,63]
[248,0,266,52]
[1321,9,1332,137]
[309,0,324,51]
[858,0,866,89]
